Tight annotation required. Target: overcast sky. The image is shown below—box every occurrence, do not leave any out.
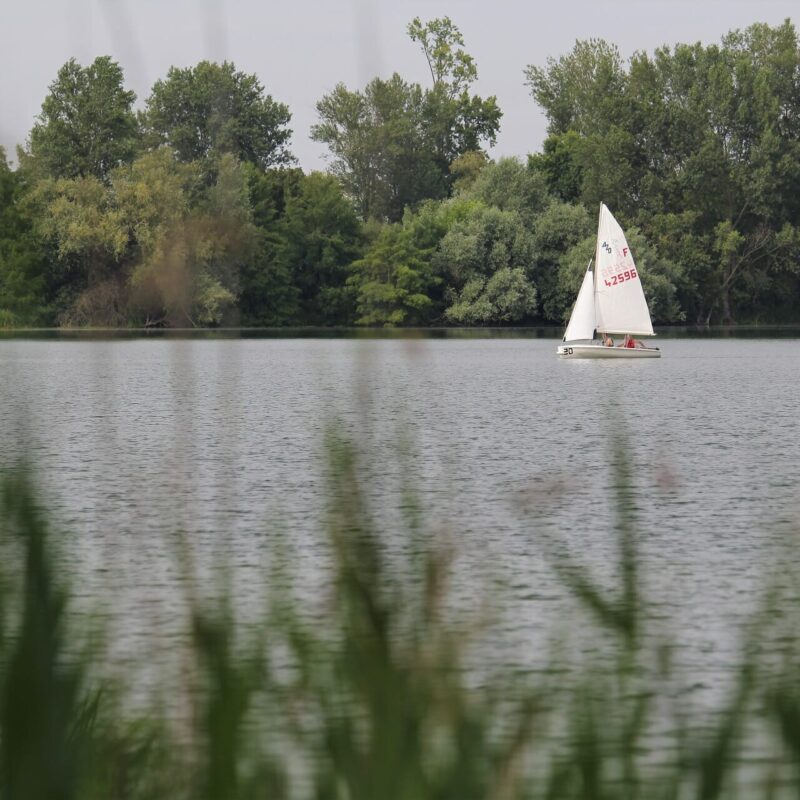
[1,0,798,170]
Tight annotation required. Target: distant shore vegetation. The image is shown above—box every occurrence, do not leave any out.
[2,17,800,329]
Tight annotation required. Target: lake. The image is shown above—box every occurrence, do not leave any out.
[2,332,799,709]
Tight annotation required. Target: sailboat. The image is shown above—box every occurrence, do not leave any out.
[557,203,661,359]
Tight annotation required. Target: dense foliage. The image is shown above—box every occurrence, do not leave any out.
[2,17,800,327]
[143,61,294,172]
[526,21,800,324]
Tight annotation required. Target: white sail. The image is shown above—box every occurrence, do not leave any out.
[594,204,654,336]
[563,261,595,342]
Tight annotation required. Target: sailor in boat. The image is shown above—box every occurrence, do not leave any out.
[621,334,649,349]
[604,334,614,347]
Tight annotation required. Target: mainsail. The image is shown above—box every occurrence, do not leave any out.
[593,204,654,336]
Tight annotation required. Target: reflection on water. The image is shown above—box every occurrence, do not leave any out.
[1,336,799,705]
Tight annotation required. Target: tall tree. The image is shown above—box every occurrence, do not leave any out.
[313,75,442,222]
[143,61,293,170]
[409,16,501,176]
[407,16,477,95]
[636,22,800,322]
[274,172,363,325]
[524,39,626,137]
[0,149,46,326]
[238,166,304,326]
[26,57,138,181]
[312,17,500,222]
[527,131,584,203]
[348,203,450,326]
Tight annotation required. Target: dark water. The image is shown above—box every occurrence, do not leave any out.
[2,335,799,704]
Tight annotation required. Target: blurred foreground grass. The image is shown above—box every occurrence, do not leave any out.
[1,437,800,799]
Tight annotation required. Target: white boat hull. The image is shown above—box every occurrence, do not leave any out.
[557,343,661,359]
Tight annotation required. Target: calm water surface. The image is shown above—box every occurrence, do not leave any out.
[2,335,799,704]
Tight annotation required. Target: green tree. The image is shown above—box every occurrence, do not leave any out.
[407,16,477,96]
[528,131,584,203]
[26,56,138,182]
[468,157,550,221]
[349,211,443,326]
[275,172,363,325]
[445,267,536,325]
[29,147,255,327]
[30,149,191,326]
[313,75,442,222]
[524,39,626,137]
[0,149,46,326]
[127,152,255,326]
[449,150,488,193]
[238,166,304,326]
[529,200,593,322]
[312,17,500,222]
[635,23,800,322]
[407,15,501,141]
[30,173,129,325]
[434,204,538,324]
[409,16,501,181]
[144,61,293,170]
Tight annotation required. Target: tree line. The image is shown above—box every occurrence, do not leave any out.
[1,17,799,328]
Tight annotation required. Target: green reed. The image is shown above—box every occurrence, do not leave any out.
[0,436,799,799]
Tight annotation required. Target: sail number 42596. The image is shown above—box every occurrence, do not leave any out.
[604,268,637,288]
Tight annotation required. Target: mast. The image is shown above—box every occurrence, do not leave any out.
[594,203,602,338]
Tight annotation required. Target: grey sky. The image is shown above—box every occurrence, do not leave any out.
[1,0,798,169]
